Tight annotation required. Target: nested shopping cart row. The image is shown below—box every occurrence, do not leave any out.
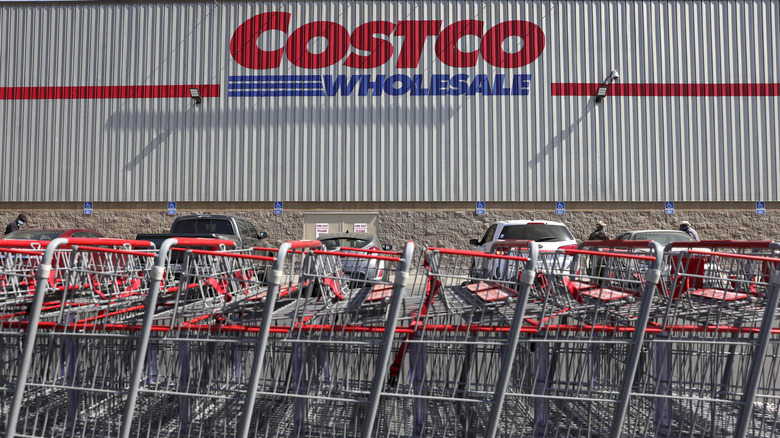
[2,236,780,438]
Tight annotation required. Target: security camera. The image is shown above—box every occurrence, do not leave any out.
[610,70,620,81]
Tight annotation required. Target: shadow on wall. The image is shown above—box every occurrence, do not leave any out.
[124,128,173,171]
[105,100,465,171]
[530,99,597,168]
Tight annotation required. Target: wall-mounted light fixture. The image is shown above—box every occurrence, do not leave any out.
[595,86,608,103]
[595,69,619,103]
[189,87,202,105]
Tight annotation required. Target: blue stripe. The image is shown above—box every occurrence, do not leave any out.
[228,83,323,90]
[229,75,321,82]
[229,90,326,97]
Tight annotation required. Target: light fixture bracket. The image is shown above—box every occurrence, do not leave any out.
[189,87,202,105]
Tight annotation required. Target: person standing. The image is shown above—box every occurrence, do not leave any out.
[588,220,609,240]
[679,220,700,241]
[4,213,29,235]
[587,220,608,282]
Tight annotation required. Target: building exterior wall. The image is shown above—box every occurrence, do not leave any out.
[2,204,779,255]
[2,1,778,203]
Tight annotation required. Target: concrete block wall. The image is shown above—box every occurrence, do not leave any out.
[2,203,778,251]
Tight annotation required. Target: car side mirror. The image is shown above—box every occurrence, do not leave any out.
[382,244,393,251]
[258,232,268,240]
[469,238,480,246]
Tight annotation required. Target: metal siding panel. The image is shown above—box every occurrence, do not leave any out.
[0,1,778,203]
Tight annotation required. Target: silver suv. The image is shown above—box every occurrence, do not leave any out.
[318,232,393,286]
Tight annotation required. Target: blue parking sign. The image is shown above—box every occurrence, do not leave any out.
[84,201,93,215]
[274,201,283,215]
[556,202,565,215]
[476,201,485,215]
[167,201,177,215]
[757,201,766,215]
[665,201,675,215]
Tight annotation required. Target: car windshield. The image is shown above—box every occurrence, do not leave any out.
[320,237,372,250]
[498,224,574,242]
[2,230,63,240]
[632,231,694,246]
[172,219,234,235]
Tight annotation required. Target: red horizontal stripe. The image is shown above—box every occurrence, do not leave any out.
[552,83,780,97]
[0,85,220,100]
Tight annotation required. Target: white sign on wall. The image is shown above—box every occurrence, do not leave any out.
[354,223,368,233]
[315,223,330,238]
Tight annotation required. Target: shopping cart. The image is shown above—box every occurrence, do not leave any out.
[121,244,270,438]
[495,239,663,437]
[623,240,780,438]
[236,240,415,438]
[0,243,48,431]
[373,241,539,438]
[2,237,234,438]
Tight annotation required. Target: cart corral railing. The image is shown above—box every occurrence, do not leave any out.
[1,238,780,438]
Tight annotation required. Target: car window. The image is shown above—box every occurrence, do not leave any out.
[2,230,62,240]
[481,225,497,245]
[72,231,92,238]
[633,231,694,246]
[615,233,631,240]
[320,238,371,250]
[236,219,251,238]
[246,222,261,239]
[172,220,196,234]
[498,224,574,242]
[215,220,234,235]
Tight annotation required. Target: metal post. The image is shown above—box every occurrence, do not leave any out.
[485,243,538,438]
[735,263,780,437]
[178,341,192,434]
[361,241,415,438]
[411,342,427,438]
[118,238,177,438]
[5,238,68,438]
[653,333,671,437]
[532,340,550,438]
[610,241,663,438]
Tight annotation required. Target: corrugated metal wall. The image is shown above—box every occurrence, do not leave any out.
[1,1,778,203]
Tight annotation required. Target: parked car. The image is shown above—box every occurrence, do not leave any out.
[136,215,268,250]
[469,220,578,278]
[614,229,714,278]
[470,220,577,253]
[136,215,269,276]
[2,228,105,240]
[614,229,696,246]
[317,232,392,286]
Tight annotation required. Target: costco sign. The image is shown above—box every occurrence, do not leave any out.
[229,12,545,97]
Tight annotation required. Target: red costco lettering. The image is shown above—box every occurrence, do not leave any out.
[230,12,291,70]
[345,21,396,69]
[287,21,350,69]
[230,14,545,70]
[481,21,545,68]
[393,20,443,68]
[435,20,484,68]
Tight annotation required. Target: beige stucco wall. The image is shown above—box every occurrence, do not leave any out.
[2,202,778,251]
